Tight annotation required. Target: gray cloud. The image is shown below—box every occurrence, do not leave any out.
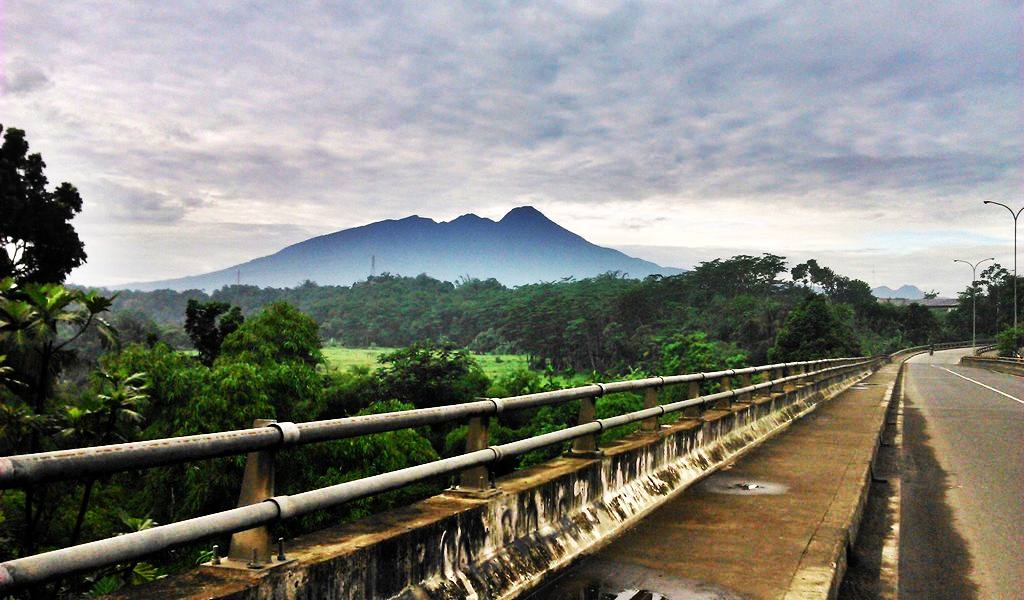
[1,1,1019,287]
[3,63,50,95]
[93,180,207,223]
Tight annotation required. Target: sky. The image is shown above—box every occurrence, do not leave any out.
[2,1,1020,295]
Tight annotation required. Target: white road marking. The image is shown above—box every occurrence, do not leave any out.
[931,365,1024,405]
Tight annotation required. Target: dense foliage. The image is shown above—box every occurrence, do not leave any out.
[110,254,956,371]
[0,124,87,284]
[184,299,243,366]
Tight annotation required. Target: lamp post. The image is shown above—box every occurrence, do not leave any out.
[954,257,994,349]
[983,201,1024,330]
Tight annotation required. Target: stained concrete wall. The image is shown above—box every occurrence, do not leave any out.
[117,363,879,600]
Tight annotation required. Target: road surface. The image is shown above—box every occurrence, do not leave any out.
[901,348,1023,599]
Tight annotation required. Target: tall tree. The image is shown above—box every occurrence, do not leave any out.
[184,300,243,366]
[0,279,115,557]
[770,294,862,360]
[219,302,322,367]
[0,125,87,284]
[64,371,148,546]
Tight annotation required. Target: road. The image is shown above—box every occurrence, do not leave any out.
[901,348,1023,599]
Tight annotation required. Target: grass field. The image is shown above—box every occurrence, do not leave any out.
[322,346,531,379]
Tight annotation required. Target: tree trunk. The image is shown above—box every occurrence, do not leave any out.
[71,407,120,546]
[69,479,95,547]
[23,342,53,557]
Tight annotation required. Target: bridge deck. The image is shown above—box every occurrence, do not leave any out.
[530,362,900,599]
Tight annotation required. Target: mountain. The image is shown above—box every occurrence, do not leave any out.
[872,284,925,299]
[117,206,684,291]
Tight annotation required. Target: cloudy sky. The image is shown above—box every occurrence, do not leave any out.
[3,1,1020,294]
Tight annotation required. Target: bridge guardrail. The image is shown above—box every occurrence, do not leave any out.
[959,355,1024,376]
[0,359,863,488]
[0,343,975,592]
[886,340,989,363]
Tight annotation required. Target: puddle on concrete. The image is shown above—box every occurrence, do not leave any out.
[526,558,744,600]
[698,474,789,496]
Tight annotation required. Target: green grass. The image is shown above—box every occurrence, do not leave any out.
[322,346,531,379]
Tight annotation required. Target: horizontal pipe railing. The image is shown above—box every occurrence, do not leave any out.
[0,358,865,488]
[0,356,882,591]
[886,340,983,360]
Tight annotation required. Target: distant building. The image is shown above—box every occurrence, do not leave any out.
[879,297,959,312]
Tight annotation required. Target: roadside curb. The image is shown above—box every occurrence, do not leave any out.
[783,361,904,600]
[877,363,904,599]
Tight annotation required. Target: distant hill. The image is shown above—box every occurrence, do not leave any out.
[116,206,684,291]
[872,284,925,299]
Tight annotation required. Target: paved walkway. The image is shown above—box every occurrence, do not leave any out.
[529,362,900,599]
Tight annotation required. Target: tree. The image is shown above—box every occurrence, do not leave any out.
[377,341,490,453]
[996,326,1023,357]
[791,259,875,309]
[219,302,322,367]
[900,303,940,345]
[64,371,148,546]
[0,125,87,284]
[0,279,115,557]
[770,294,862,361]
[184,299,242,366]
[690,254,788,297]
[658,332,746,376]
[377,341,489,410]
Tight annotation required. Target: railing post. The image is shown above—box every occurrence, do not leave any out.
[227,418,276,566]
[459,416,491,490]
[739,372,753,403]
[641,387,660,432]
[783,365,797,393]
[715,374,732,409]
[683,380,702,418]
[571,395,601,455]
[770,367,784,394]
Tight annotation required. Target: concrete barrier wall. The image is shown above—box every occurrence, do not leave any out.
[959,355,1024,377]
[118,363,880,600]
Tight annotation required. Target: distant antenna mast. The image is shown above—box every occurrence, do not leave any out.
[236,269,240,285]
[371,254,376,277]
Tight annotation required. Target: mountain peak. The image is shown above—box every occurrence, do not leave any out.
[872,284,924,299]
[449,213,488,224]
[500,205,546,221]
[116,206,683,291]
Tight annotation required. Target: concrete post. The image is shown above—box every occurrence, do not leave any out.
[740,372,753,403]
[459,416,491,490]
[715,375,732,409]
[641,387,660,431]
[228,419,276,565]
[571,396,600,455]
[683,380,702,418]
[783,365,797,393]
[771,367,785,393]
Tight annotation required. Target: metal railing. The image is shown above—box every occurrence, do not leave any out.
[887,340,987,361]
[0,356,880,591]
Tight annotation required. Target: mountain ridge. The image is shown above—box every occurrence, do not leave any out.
[871,284,925,299]
[116,206,683,291]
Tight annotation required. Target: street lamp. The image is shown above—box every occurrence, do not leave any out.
[954,257,994,349]
[982,201,1024,330]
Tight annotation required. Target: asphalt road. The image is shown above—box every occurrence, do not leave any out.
[901,348,1023,599]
